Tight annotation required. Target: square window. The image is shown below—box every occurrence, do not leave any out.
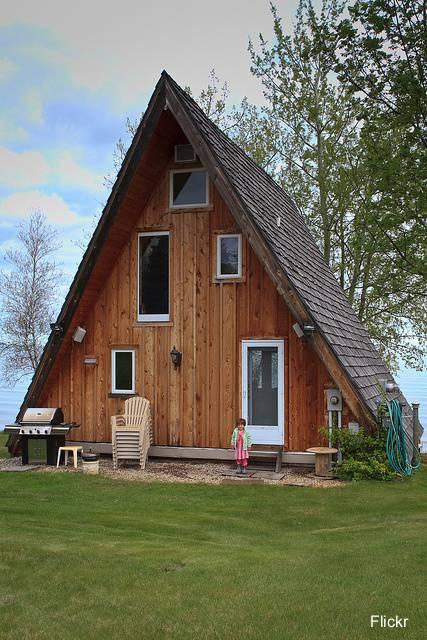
[138,232,169,322]
[170,170,208,208]
[217,234,242,279]
[112,350,135,394]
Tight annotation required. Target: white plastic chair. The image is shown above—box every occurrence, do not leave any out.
[111,397,153,470]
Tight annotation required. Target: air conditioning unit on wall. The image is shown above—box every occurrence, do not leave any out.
[175,144,196,163]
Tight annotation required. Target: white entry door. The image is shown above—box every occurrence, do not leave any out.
[241,340,284,445]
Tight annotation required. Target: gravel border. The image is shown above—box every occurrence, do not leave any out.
[1,455,342,488]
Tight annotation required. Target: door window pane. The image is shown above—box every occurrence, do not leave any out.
[172,171,208,206]
[248,347,278,426]
[138,234,169,319]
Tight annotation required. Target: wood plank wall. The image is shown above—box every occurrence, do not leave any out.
[39,166,354,450]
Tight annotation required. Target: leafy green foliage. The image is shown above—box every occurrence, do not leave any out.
[336,0,427,149]
[249,0,353,266]
[246,0,426,370]
[334,0,427,369]
[334,457,396,481]
[320,426,395,480]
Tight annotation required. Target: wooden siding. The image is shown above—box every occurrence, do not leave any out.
[39,166,352,450]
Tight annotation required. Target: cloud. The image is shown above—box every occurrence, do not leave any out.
[55,151,103,191]
[0,190,83,225]
[0,147,49,187]
[0,237,20,253]
[0,146,104,193]
[0,1,274,107]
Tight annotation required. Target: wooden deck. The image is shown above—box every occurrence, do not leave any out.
[67,442,315,466]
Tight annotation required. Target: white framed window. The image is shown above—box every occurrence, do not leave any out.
[111,349,135,394]
[170,169,209,208]
[216,234,242,279]
[138,231,170,322]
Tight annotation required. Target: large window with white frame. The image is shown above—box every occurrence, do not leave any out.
[216,234,242,279]
[170,169,209,208]
[138,231,169,322]
[111,349,135,394]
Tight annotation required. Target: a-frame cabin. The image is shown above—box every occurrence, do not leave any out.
[16,71,406,457]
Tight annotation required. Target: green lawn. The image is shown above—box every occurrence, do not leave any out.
[0,469,425,640]
[0,432,9,459]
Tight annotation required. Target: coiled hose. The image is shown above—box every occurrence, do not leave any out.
[385,399,421,476]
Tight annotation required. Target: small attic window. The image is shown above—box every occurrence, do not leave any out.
[170,169,209,208]
[174,144,196,162]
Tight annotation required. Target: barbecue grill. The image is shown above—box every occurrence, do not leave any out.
[5,408,79,465]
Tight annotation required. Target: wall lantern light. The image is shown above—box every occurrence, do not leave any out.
[293,322,316,338]
[302,323,315,336]
[170,346,182,368]
[50,322,63,335]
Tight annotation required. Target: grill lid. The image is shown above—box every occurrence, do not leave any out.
[21,408,64,425]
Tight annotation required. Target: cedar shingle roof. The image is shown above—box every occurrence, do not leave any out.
[164,73,406,418]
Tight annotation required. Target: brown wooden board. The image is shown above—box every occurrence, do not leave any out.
[38,161,342,450]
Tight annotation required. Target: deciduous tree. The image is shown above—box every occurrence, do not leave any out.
[0,212,61,384]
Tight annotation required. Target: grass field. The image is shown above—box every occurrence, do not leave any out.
[0,468,425,640]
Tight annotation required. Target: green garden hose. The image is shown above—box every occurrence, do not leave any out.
[385,399,421,476]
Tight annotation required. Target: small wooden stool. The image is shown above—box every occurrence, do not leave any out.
[306,447,338,477]
[57,446,83,469]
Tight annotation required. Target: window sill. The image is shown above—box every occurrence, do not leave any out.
[212,277,245,284]
[108,392,138,399]
[163,205,213,214]
[133,322,174,328]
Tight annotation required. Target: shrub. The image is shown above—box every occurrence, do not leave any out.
[332,458,394,481]
[319,426,395,481]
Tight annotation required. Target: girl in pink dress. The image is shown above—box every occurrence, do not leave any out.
[231,418,252,475]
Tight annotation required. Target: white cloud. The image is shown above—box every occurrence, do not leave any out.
[0,146,104,192]
[1,0,283,107]
[0,237,20,253]
[0,147,50,188]
[0,190,84,225]
[55,151,103,192]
